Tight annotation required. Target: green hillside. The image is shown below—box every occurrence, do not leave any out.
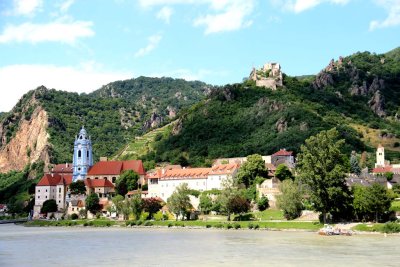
[143,49,400,167]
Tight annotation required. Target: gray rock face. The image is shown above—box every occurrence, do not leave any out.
[275,117,287,133]
[349,81,368,96]
[368,90,386,117]
[368,77,385,93]
[166,106,177,119]
[172,119,183,136]
[143,112,163,130]
[313,71,334,89]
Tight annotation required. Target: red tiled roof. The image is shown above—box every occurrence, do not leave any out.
[122,160,146,175]
[161,168,211,180]
[85,178,115,188]
[52,163,73,174]
[209,163,240,175]
[126,190,148,195]
[87,161,123,175]
[372,166,393,173]
[273,149,293,156]
[146,169,162,179]
[37,174,73,186]
[87,160,146,176]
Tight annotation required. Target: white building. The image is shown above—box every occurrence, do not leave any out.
[146,163,240,204]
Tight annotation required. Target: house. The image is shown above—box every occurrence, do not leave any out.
[257,178,281,208]
[271,149,295,168]
[33,173,72,218]
[146,163,240,204]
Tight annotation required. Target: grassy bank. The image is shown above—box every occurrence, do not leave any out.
[24,218,322,231]
[352,222,400,233]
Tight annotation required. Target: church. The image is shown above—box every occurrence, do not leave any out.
[33,127,146,218]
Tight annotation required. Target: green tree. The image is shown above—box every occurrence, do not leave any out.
[130,194,143,220]
[85,193,100,215]
[385,172,394,181]
[217,178,241,221]
[257,195,269,211]
[275,164,294,181]
[69,180,86,195]
[41,199,58,214]
[276,180,303,220]
[79,208,87,219]
[167,183,192,221]
[112,195,125,218]
[227,195,250,220]
[350,151,361,175]
[236,154,268,188]
[296,128,352,223]
[199,194,213,214]
[115,170,140,196]
[142,197,162,219]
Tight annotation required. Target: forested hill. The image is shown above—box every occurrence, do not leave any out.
[0,77,211,170]
[143,48,400,167]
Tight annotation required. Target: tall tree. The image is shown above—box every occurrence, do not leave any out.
[115,170,140,196]
[85,193,101,215]
[276,180,303,220]
[167,183,192,221]
[112,195,125,218]
[350,151,361,175]
[275,164,294,181]
[296,128,352,223]
[236,154,268,188]
[142,197,162,219]
[226,195,250,220]
[130,194,143,220]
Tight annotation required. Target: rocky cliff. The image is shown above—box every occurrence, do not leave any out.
[0,92,50,173]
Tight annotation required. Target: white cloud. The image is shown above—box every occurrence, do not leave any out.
[60,0,75,13]
[134,34,162,58]
[369,0,400,30]
[0,19,94,44]
[156,6,173,24]
[194,0,254,34]
[139,0,255,34]
[12,0,43,16]
[0,63,132,112]
[279,0,350,13]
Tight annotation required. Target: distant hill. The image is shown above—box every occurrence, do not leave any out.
[0,77,211,173]
[143,48,400,167]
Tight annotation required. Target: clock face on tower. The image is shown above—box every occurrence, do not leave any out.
[78,144,82,149]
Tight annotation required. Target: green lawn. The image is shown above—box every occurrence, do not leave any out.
[352,222,400,233]
[24,218,119,227]
[390,201,400,212]
[253,209,285,220]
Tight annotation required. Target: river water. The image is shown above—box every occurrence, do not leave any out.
[1,224,399,267]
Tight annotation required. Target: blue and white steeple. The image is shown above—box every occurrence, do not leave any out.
[72,126,93,182]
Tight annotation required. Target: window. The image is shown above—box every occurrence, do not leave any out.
[87,151,89,157]
[38,196,40,199]
[95,177,98,180]
[78,150,82,157]
[45,196,47,199]
[46,189,47,192]
[72,208,74,211]
[59,200,61,203]
[105,177,108,181]
[38,189,40,192]
[112,177,116,183]
[59,188,61,193]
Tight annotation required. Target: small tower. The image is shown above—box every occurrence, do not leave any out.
[375,144,385,168]
[72,126,93,182]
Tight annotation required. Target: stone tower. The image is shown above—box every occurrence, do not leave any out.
[72,126,93,182]
[375,144,385,168]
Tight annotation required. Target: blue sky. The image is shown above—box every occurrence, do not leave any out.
[0,0,399,112]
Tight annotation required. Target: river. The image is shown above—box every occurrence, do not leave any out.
[0,224,399,266]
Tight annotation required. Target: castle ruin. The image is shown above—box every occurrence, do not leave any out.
[249,62,283,90]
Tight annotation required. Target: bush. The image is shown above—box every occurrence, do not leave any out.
[234,223,241,229]
[214,223,223,229]
[226,224,233,229]
[83,222,88,227]
[254,224,260,229]
[130,221,137,226]
[248,223,254,229]
[168,223,173,227]
[381,222,400,233]
[257,196,269,211]
[106,222,111,227]
[136,220,143,225]
[144,221,153,226]
[70,213,79,220]
[206,224,212,228]
[153,211,164,221]
[140,212,149,221]
[394,142,400,148]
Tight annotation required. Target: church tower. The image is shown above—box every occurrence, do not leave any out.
[72,126,93,182]
[375,144,385,168]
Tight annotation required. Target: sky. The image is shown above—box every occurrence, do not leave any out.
[0,0,399,112]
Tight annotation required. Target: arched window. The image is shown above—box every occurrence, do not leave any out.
[87,151,89,157]
[78,150,82,157]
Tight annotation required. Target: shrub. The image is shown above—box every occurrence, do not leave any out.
[254,224,260,229]
[95,212,101,219]
[130,221,137,226]
[394,142,400,148]
[226,224,233,229]
[83,222,88,227]
[136,220,143,226]
[70,213,79,220]
[168,223,173,227]
[125,221,132,226]
[234,223,241,229]
[248,223,254,229]
[153,211,164,221]
[206,224,212,228]
[214,223,223,229]
[106,222,111,227]
[144,221,153,226]
[381,222,400,233]
[140,212,149,221]
[257,196,269,211]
